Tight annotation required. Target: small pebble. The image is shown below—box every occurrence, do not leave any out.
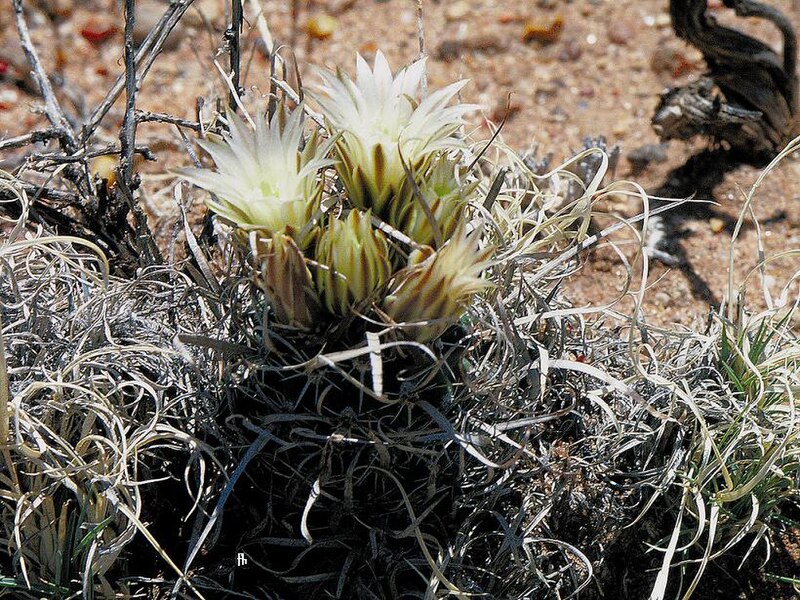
[709,218,726,234]
[612,121,629,136]
[445,1,470,21]
[522,14,564,44]
[436,35,506,61]
[80,16,118,46]
[0,88,19,111]
[307,14,338,40]
[607,21,633,46]
[498,13,526,24]
[558,37,582,62]
[655,13,672,27]
[650,41,698,78]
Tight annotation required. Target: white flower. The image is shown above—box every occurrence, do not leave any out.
[312,51,477,219]
[178,106,333,248]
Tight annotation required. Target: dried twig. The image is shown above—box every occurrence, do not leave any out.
[228,0,244,110]
[83,0,197,140]
[415,0,428,97]
[656,0,798,160]
[0,129,59,152]
[119,0,139,189]
[11,0,78,155]
[136,110,204,133]
[30,145,155,165]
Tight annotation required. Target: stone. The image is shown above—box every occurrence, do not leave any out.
[607,21,633,46]
[307,14,338,40]
[445,1,470,21]
[80,16,119,46]
[522,14,564,45]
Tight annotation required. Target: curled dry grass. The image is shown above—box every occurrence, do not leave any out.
[636,138,800,600]
[0,173,226,598]
[1,122,799,599]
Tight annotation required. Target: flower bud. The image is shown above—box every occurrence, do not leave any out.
[389,157,475,247]
[384,222,493,341]
[315,210,391,315]
[256,232,320,328]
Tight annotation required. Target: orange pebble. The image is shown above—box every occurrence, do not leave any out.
[522,14,564,44]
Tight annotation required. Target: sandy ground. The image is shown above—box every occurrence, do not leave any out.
[0,0,798,328]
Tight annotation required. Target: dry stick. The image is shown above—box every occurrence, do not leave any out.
[105,0,163,269]
[31,145,155,164]
[0,129,59,152]
[415,0,427,97]
[0,183,78,204]
[136,110,204,132]
[228,0,243,111]
[11,0,78,155]
[0,184,104,243]
[120,0,138,187]
[83,0,197,141]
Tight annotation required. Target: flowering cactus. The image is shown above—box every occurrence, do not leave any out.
[178,53,492,339]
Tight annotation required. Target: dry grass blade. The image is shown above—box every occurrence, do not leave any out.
[0,208,227,598]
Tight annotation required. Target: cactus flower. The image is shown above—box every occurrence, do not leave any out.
[312,51,476,223]
[178,106,333,248]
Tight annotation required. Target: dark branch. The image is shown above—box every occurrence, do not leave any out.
[657,0,798,163]
[0,129,60,152]
[136,110,204,132]
[82,0,197,140]
[228,0,243,110]
[120,0,138,188]
[11,0,78,155]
